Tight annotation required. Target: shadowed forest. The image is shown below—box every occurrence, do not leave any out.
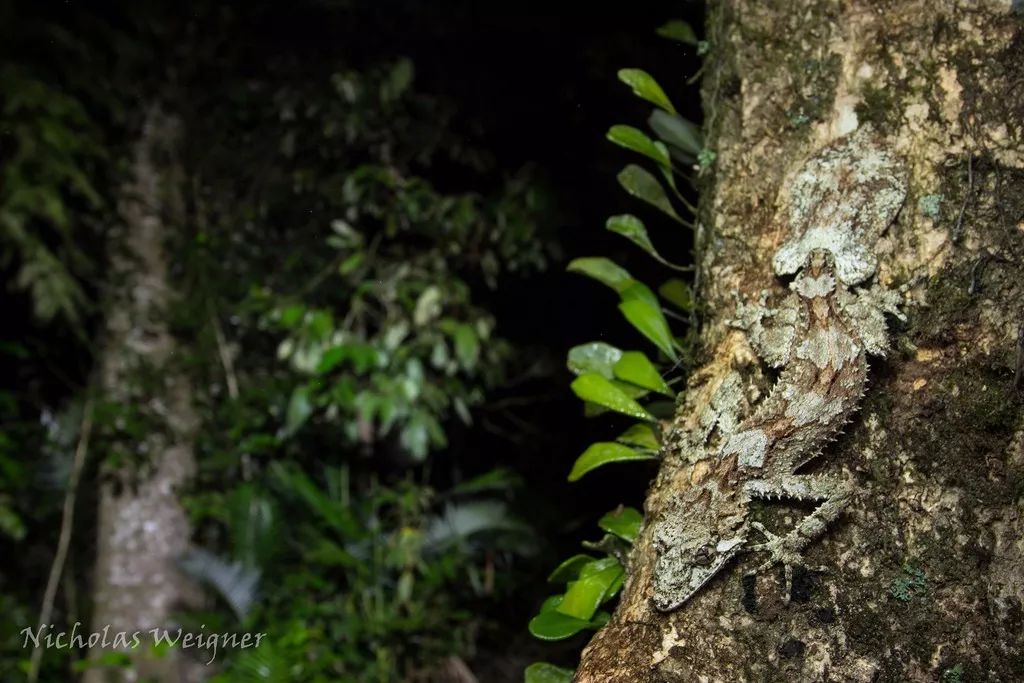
[1,1,706,680]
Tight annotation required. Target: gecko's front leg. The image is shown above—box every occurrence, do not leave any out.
[741,474,854,599]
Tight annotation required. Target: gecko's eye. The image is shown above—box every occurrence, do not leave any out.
[694,545,714,566]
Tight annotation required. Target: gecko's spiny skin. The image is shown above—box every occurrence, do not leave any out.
[651,129,907,612]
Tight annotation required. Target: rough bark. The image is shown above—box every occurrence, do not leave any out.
[84,103,204,683]
[576,1,1024,681]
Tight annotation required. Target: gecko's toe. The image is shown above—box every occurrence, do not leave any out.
[749,521,780,544]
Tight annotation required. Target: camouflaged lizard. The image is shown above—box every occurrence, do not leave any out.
[651,129,908,612]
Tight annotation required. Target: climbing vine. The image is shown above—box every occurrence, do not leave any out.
[525,19,707,681]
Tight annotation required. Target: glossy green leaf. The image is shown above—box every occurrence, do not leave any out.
[656,19,699,45]
[613,351,673,396]
[568,442,656,482]
[570,374,654,421]
[606,125,671,170]
[617,68,677,114]
[649,109,702,157]
[617,165,683,224]
[618,279,660,309]
[606,214,688,268]
[524,662,575,683]
[555,564,624,620]
[538,594,564,613]
[612,379,649,400]
[607,213,657,255]
[618,299,678,360]
[603,568,626,602]
[659,278,694,311]
[566,257,633,292]
[547,554,597,583]
[527,610,593,641]
[598,507,643,543]
[567,342,623,378]
[578,556,620,578]
[616,423,660,451]
[581,379,649,418]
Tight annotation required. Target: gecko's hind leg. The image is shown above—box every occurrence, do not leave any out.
[742,475,854,601]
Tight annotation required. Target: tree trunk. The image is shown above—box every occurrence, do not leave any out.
[84,102,204,683]
[576,2,1024,681]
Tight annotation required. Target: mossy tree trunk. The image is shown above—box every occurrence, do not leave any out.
[576,2,1024,681]
[83,102,204,683]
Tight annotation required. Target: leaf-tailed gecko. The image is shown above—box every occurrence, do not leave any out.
[651,128,908,611]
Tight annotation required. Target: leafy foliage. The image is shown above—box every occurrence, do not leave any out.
[526,17,704,677]
[178,57,556,681]
[0,65,102,327]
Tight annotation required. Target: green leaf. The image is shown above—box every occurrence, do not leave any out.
[618,299,678,360]
[656,19,699,45]
[613,351,673,396]
[607,213,657,255]
[617,165,683,224]
[617,68,677,114]
[606,214,688,269]
[649,110,703,157]
[449,468,523,496]
[538,594,564,613]
[598,507,643,543]
[315,346,346,374]
[568,442,656,482]
[606,126,671,171]
[616,423,660,451]
[414,285,443,326]
[618,279,660,309]
[0,501,25,541]
[578,556,619,577]
[228,485,279,568]
[567,342,623,378]
[556,564,624,620]
[282,386,313,437]
[338,252,364,275]
[566,257,633,292]
[659,278,694,311]
[578,558,626,603]
[547,554,597,583]
[570,374,654,421]
[279,304,305,328]
[453,323,480,369]
[612,379,649,400]
[524,662,575,683]
[527,610,594,641]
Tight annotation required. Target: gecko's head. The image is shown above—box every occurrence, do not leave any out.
[773,128,908,286]
[773,227,878,285]
[651,486,746,611]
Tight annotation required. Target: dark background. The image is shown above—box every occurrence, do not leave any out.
[2,0,705,674]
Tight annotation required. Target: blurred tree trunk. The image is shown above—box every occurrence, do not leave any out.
[83,102,204,683]
[576,2,1024,681]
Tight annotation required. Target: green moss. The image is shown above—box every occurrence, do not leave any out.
[941,664,964,683]
[790,53,842,126]
[855,84,897,127]
[909,266,975,346]
[889,563,928,602]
